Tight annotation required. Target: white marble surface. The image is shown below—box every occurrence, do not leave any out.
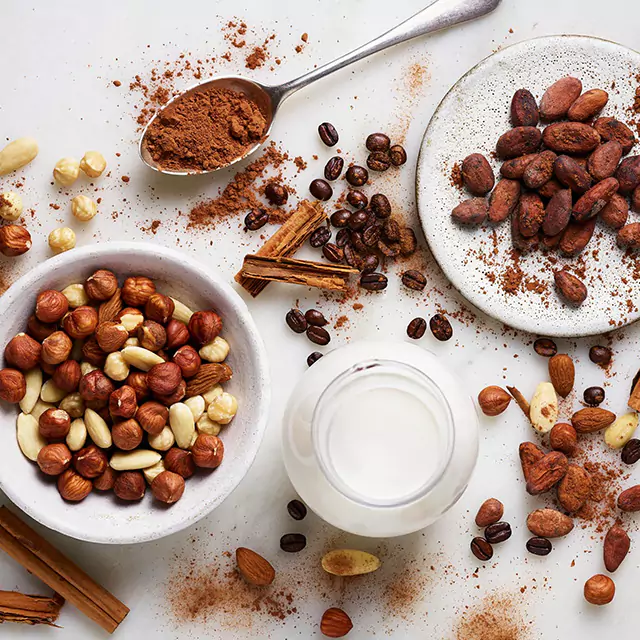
[1,0,639,638]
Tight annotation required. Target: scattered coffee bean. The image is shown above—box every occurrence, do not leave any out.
[367,151,391,172]
[366,132,391,152]
[589,345,612,365]
[348,210,368,231]
[322,243,344,263]
[306,352,324,367]
[370,193,391,218]
[526,537,552,556]
[309,226,332,248]
[583,386,605,406]
[346,165,369,187]
[399,227,417,255]
[362,208,376,227]
[389,144,407,166]
[305,309,328,327]
[383,218,400,241]
[361,254,379,273]
[346,189,368,209]
[318,122,339,147]
[324,156,344,181]
[621,439,640,465]
[471,537,493,561]
[343,244,363,270]
[360,272,388,291]
[265,182,288,206]
[378,239,400,258]
[402,270,427,291]
[484,521,512,544]
[287,499,308,520]
[430,313,453,341]
[280,533,307,553]
[307,325,331,346]
[286,309,307,334]
[407,317,427,340]
[330,209,352,228]
[533,337,557,357]
[310,178,333,201]
[362,224,380,247]
[336,228,351,248]
[244,208,269,231]
[349,231,366,255]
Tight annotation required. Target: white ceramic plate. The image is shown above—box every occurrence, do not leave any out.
[417,35,640,337]
[0,242,270,544]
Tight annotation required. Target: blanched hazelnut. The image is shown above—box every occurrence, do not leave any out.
[145,294,175,324]
[41,331,73,365]
[165,319,189,350]
[61,283,89,308]
[191,434,224,468]
[197,414,221,436]
[103,352,129,381]
[52,360,81,392]
[112,418,143,451]
[85,269,118,301]
[62,306,98,339]
[126,372,149,402]
[122,276,156,307]
[108,385,137,419]
[153,379,186,407]
[60,393,85,420]
[199,336,230,363]
[207,392,237,425]
[137,320,166,352]
[93,466,117,491]
[137,401,168,435]
[151,471,185,504]
[71,194,97,222]
[0,224,31,256]
[57,468,92,501]
[53,157,80,186]
[114,471,145,501]
[164,447,195,478]
[48,227,76,253]
[5,333,41,370]
[148,426,175,451]
[26,315,56,342]
[117,308,144,335]
[79,151,107,178]
[36,289,69,323]
[0,368,26,403]
[173,345,201,378]
[37,443,72,475]
[143,460,165,484]
[147,362,182,396]
[39,408,71,439]
[73,444,108,478]
[82,337,107,367]
[79,370,114,409]
[0,191,23,221]
[188,310,222,345]
[95,322,128,353]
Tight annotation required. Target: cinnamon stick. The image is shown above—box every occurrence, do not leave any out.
[235,199,326,296]
[0,591,63,626]
[239,254,358,291]
[0,507,129,633]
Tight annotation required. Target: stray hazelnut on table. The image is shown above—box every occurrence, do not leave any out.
[73,444,108,478]
[0,191,23,221]
[0,224,31,256]
[53,157,80,186]
[79,151,107,178]
[151,470,185,504]
[48,227,76,253]
[71,194,98,222]
[584,574,615,605]
[37,443,72,476]
[57,468,93,501]
[477,386,512,416]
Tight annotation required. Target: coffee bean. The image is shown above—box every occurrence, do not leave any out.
[382,218,400,242]
[533,338,557,357]
[407,317,427,339]
[526,537,552,556]
[378,239,400,258]
[370,193,391,218]
[366,132,391,152]
[330,209,352,228]
[348,211,368,231]
[402,270,427,291]
[362,224,380,247]
[470,537,493,561]
[336,228,351,248]
[346,190,368,209]
[367,151,391,172]
[310,179,333,201]
[361,254,379,273]
[621,439,640,465]
[244,208,269,231]
[360,272,388,291]
[280,533,307,553]
[484,522,512,544]
[306,352,323,368]
[305,309,328,327]
[309,226,332,248]
[346,165,369,187]
[286,309,307,334]
[590,345,612,365]
[307,326,330,346]
[322,243,344,263]
[324,156,344,181]
[318,122,339,147]
[350,231,368,254]
[344,244,363,270]
[265,182,288,206]
[287,499,308,520]
[362,208,377,227]
[389,144,407,166]
[430,313,453,341]
[583,386,605,406]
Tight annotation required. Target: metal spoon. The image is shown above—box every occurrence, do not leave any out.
[139,0,502,175]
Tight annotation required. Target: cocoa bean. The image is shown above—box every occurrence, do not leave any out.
[523,150,557,189]
[573,177,619,221]
[488,179,521,223]
[615,155,640,193]
[542,122,601,155]
[510,88,539,127]
[539,77,582,121]
[518,192,545,237]
[617,222,640,249]
[587,140,623,181]
[451,198,488,225]
[461,153,495,196]
[526,451,568,495]
[594,117,636,154]
[600,193,629,230]
[557,464,591,512]
[500,153,538,179]
[554,155,592,193]
[542,189,572,236]
[496,127,542,159]
[559,217,596,256]
[554,269,587,305]
[603,524,630,572]
[567,89,609,122]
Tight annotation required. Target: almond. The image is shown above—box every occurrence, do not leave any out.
[554,269,587,306]
[529,382,558,433]
[321,549,381,576]
[548,354,574,397]
[185,363,233,397]
[557,464,591,512]
[526,451,568,495]
[235,547,275,586]
[98,289,123,324]
[539,76,582,121]
[567,88,609,121]
[526,508,574,538]
[320,608,353,638]
[603,524,630,572]
[617,485,640,512]
[519,442,545,483]
[572,407,616,433]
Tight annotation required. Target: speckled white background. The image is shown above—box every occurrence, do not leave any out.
[1,0,640,638]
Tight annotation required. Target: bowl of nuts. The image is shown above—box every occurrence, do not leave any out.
[0,241,270,543]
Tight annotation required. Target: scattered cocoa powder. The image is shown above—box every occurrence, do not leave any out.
[450,162,464,189]
[455,593,531,640]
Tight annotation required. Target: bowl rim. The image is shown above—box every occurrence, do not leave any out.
[0,241,271,544]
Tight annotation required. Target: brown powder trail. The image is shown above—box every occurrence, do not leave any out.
[455,592,532,640]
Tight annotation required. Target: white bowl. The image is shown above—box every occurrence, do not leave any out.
[0,242,270,544]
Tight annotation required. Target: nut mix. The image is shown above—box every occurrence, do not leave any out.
[1,270,237,506]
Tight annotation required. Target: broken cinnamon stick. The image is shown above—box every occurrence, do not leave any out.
[0,591,63,626]
[507,385,531,420]
[239,254,358,291]
[235,199,326,296]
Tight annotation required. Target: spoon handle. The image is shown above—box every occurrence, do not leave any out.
[272,0,501,103]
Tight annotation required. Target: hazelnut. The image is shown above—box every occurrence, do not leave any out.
[549,423,578,456]
[137,401,169,435]
[188,310,223,345]
[173,345,201,378]
[71,194,98,222]
[126,372,149,402]
[26,315,56,342]
[137,320,167,352]
[151,471,185,504]
[39,408,71,439]
[37,443,72,476]
[40,362,57,376]
[57,468,93,501]
[0,368,26,403]
[0,224,32,256]
[147,362,182,396]
[48,227,76,253]
[79,151,107,178]
[79,370,115,409]
[117,307,144,335]
[82,337,107,367]
[112,418,143,450]
[52,360,81,392]
[164,447,195,478]
[108,385,138,419]
[477,386,512,416]
[156,349,170,362]
[0,191,23,221]
[53,157,80,186]
[191,434,224,468]
[122,276,156,307]
[113,471,146,501]
[61,283,90,308]
[207,392,237,425]
[165,319,189,350]
[59,393,85,419]
[584,574,615,605]
[93,466,118,491]
[73,445,108,478]
[145,294,175,324]
[85,269,118,301]
[41,330,73,365]
[5,333,41,370]
[95,322,128,353]
[153,379,186,407]
[36,290,69,323]
[62,306,98,339]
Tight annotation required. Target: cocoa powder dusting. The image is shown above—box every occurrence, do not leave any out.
[455,593,531,640]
